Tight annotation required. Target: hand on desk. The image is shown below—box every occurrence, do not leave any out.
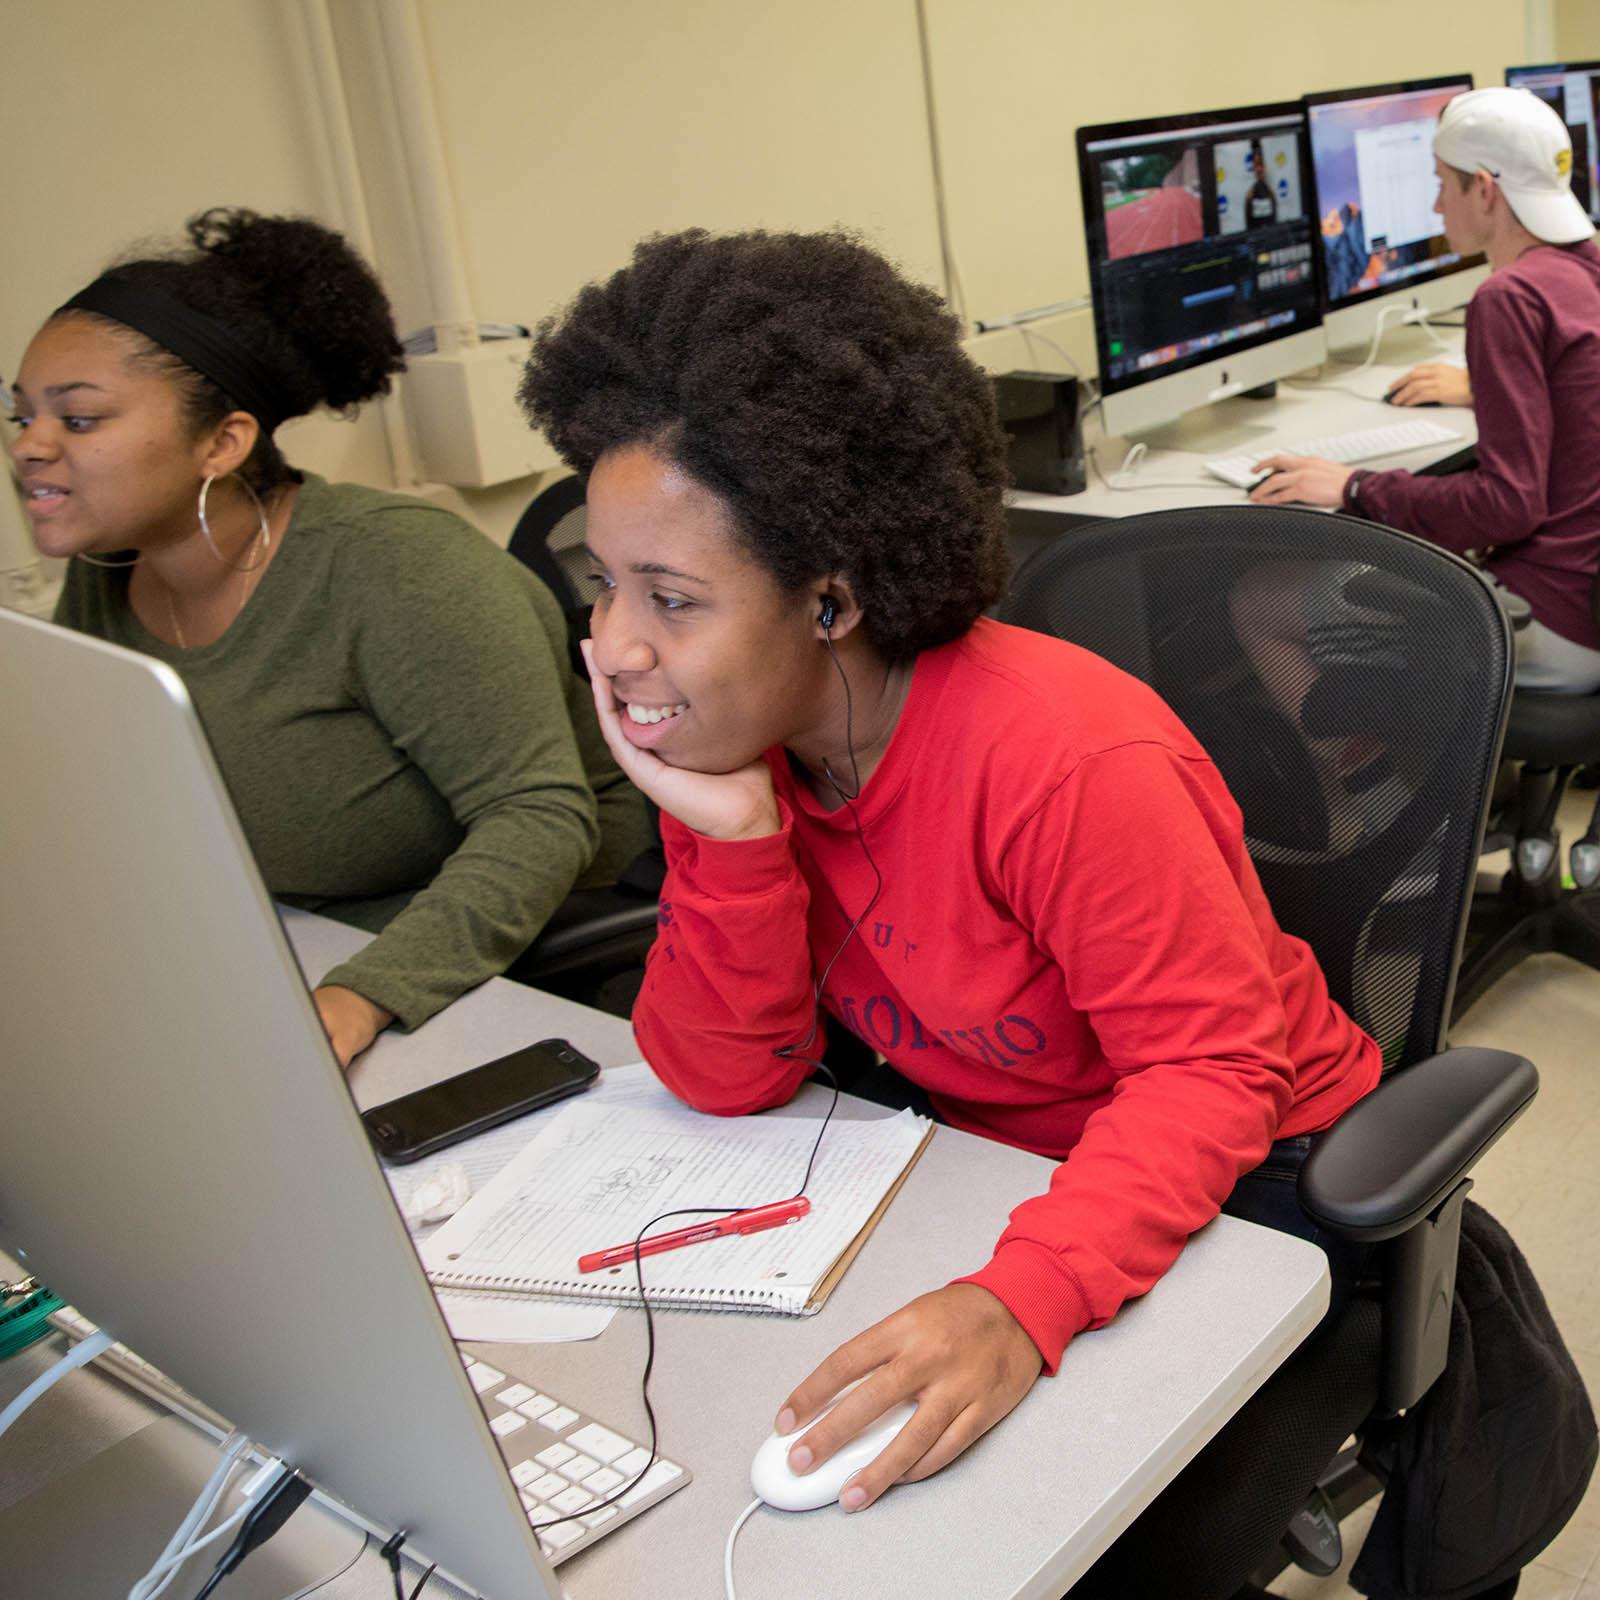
[313,984,393,1069]
[1385,362,1472,409]
[1248,456,1352,509]
[774,1283,1043,1511]
[579,639,781,842]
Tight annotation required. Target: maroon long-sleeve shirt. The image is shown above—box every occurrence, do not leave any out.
[1345,240,1600,650]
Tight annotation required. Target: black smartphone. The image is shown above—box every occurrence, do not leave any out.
[361,1038,600,1164]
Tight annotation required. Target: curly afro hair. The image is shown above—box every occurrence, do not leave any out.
[518,229,1011,662]
[56,207,404,492]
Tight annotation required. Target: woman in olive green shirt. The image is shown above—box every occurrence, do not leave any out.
[12,207,650,1063]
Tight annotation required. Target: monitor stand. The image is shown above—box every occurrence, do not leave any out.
[0,1414,366,1596]
[1123,400,1281,462]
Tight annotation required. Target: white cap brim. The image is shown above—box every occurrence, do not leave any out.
[1500,181,1595,245]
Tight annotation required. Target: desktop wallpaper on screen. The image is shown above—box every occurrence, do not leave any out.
[1309,84,1466,304]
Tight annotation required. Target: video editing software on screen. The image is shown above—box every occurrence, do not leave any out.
[1080,106,1318,394]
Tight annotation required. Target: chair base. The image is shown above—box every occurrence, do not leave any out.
[1453,873,1600,1020]
[1251,1445,1383,1587]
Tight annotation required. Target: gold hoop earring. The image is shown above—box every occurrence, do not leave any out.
[198,473,272,572]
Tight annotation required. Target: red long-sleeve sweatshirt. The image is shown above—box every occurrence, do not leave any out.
[632,619,1380,1371]
[1346,240,1600,651]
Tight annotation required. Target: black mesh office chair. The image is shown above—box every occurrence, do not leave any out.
[506,471,596,672]
[504,474,662,1011]
[999,505,1538,1596]
[1454,569,1600,1017]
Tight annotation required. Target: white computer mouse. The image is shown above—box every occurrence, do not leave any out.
[750,1399,918,1511]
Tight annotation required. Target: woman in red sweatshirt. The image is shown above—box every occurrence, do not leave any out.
[518,228,1380,1571]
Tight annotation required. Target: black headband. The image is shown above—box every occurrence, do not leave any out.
[57,275,300,432]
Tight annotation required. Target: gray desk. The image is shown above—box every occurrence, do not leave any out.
[1,911,1328,1599]
[1011,324,1476,536]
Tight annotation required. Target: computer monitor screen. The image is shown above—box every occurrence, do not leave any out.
[1506,62,1600,221]
[1078,101,1324,435]
[1305,76,1479,320]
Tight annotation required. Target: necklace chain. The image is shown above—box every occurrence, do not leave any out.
[161,523,269,649]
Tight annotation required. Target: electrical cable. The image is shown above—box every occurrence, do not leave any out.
[723,1495,764,1600]
[1087,439,1228,494]
[527,619,887,1546]
[1287,300,1466,398]
[135,1497,258,1600]
[281,1531,370,1599]
[188,1467,312,1600]
[127,1431,253,1600]
[1017,324,1085,384]
[379,1529,437,1600]
[0,1326,113,1440]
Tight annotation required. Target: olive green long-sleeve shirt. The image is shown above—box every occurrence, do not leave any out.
[56,474,651,1028]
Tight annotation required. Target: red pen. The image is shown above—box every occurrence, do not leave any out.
[577,1196,811,1274]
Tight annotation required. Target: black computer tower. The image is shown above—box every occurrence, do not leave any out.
[992,371,1086,497]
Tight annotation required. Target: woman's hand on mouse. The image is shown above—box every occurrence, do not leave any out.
[773,1283,1043,1511]
[1247,455,1352,508]
[1385,362,1472,408]
[579,639,780,842]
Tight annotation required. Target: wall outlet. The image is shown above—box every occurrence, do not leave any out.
[402,338,561,488]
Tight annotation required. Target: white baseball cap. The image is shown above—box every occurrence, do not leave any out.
[1433,86,1594,245]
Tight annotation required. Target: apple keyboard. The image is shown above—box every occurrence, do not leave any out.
[1205,417,1462,489]
[465,1350,689,1562]
[48,1306,688,1568]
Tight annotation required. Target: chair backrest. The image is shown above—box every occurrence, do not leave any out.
[999,506,1513,1069]
[507,473,601,677]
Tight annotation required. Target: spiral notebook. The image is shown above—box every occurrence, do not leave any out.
[417,1099,933,1315]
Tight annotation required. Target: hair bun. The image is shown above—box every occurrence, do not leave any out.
[183,206,404,412]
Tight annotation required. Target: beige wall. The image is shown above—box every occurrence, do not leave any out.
[1555,0,1600,60]
[1,0,1546,551]
[417,0,945,335]
[0,1,396,499]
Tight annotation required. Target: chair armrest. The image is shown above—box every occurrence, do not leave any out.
[1298,1047,1536,1241]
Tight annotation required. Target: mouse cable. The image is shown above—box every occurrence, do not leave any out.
[533,629,889,1540]
[280,1531,370,1598]
[723,1495,764,1600]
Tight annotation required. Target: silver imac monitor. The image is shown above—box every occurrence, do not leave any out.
[1506,61,1600,225]
[1077,100,1327,437]
[0,608,556,1599]
[1305,74,1488,353]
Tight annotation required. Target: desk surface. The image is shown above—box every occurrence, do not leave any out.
[1016,324,1475,526]
[2,911,1329,1599]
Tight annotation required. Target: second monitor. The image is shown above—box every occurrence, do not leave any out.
[1305,73,1486,351]
[1078,100,1324,436]
[1506,61,1600,222]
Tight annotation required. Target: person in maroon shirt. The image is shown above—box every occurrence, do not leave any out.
[519,227,1383,1597]
[1253,88,1600,693]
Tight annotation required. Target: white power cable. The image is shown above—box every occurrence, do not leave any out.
[133,1498,256,1600]
[1289,301,1466,397]
[723,1496,764,1600]
[0,1326,114,1440]
[1017,324,1085,383]
[126,1430,253,1600]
